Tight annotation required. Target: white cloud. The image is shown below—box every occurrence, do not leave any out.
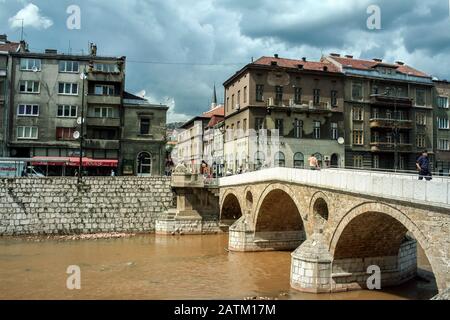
[135,90,190,123]
[9,3,53,30]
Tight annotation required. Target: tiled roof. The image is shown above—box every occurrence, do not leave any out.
[328,56,429,78]
[0,41,20,53]
[253,56,341,73]
[202,105,224,118]
[206,115,224,128]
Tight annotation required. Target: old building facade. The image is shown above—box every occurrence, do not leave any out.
[223,56,346,173]
[324,54,434,171]
[121,92,168,176]
[433,80,450,175]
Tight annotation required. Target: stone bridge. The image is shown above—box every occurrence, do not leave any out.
[219,168,450,294]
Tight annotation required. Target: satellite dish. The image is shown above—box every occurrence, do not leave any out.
[76,117,85,125]
[73,131,80,139]
[337,137,345,145]
[80,72,87,80]
[32,66,38,73]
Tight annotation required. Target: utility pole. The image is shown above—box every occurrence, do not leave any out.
[78,67,87,184]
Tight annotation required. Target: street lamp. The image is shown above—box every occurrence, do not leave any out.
[384,87,399,171]
[78,68,88,184]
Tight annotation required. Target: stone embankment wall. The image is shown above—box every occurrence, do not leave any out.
[0,177,173,236]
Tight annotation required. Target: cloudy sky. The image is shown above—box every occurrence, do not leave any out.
[1,0,450,122]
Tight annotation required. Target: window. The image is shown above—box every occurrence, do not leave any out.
[352,82,363,101]
[352,107,363,121]
[243,118,247,132]
[17,104,39,116]
[20,58,41,71]
[373,155,379,169]
[90,128,117,140]
[56,127,76,141]
[255,117,264,130]
[386,133,393,144]
[19,80,40,93]
[416,134,426,148]
[416,89,426,106]
[226,97,229,112]
[313,121,321,139]
[256,84,264,102]
[372,86,379,95]
[275,152,285,167]
[58,82,78,95]
[237,90,241,105]
[57,105,77,117]
[231,94,235,109]
[331,90,338,107]
[17,126,38,139]
[140,118,150,135]
[438,96,449,109]
[353,155,363,168]
[372,131,380,143]
[294,87,302,104]
[275,86,283,104]
[59,61,79,73]
[438,139,450,151]
[293,152,304,168]
[275,119,284,136]
[294,119,302,138]
[137,152,152,175]
[93,63,119,73]
[243,86,247,103]
[437,117,449,129]
[313,89,320,105]
[94,84,115,96]
[372,108,379,119]
[416,112,426,125]
[254,151,265,170]
[353,130,364,145]
[94,107,114,118]
[331,122,338,140]
[386,110,392,119]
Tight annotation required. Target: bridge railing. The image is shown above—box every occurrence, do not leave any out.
[219,167,450,208]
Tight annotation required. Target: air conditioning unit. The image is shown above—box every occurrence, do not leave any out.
[235,104,240,110]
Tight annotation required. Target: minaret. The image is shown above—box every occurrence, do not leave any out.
[211,83,218,109]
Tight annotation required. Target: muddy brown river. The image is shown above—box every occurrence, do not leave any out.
[0,234,438,300]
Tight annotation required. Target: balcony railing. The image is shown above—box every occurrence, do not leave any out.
[369,118,413,129]
[370,141,413,152]
[370,95,413,108]
[84,139,120,150]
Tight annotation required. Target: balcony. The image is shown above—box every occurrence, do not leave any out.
[369,118,413,129]
[370,142,413,152]
[269,98,332,113]
[87,95,121,105]
[84,139,119,150]
[87,71,124,83]
[370,95,413,108]
[86,117,120,127]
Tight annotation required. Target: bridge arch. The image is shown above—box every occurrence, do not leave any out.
[251,183,307,250]
[220,191,243,222]
[329,202,440,292]
[309,192,331,233]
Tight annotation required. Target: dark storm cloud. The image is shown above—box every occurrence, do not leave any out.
[1,0,450,119]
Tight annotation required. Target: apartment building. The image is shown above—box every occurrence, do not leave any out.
[433,80,450,175]
[121,92,168,176]
[323,54,434,171]
[177,103,224,173]
[223,55,346,172]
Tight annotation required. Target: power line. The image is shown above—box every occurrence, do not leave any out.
[126,59,247,66]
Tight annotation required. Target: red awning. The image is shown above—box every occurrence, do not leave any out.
[68,157,118,168]
[32,157,118,168]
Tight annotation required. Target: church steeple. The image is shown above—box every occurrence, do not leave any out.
[211,83,218,109]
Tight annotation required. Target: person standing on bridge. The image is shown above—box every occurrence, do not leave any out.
[308,154,320,170]
[416,150,432,181]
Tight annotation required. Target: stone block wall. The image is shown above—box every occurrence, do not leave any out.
[0,177,173,235]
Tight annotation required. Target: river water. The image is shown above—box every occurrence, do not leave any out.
[0,234,438,300]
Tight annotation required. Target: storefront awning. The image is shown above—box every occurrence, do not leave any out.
[32,157,118,168]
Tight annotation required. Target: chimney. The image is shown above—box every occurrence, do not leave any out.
[297,64,304,70]
[45,49,57,54]
[0,34,7,43]
[302,57,307,62]
[345,55,353,59]
[271,61,278,66]
[396,61,405,66]
[330,53,340,57]
[274,53,279,59]
[323,66,328,72]
[373,58,383,62]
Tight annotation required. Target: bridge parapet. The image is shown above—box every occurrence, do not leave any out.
[220,167,450,209]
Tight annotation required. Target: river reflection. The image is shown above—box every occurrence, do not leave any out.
[0,234,438,300]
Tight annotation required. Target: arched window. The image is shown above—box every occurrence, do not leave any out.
[314,153,323,167]
[254,151,265,171]
[294,152,304,168]
[137,152,152,176]
[275,152,285,167]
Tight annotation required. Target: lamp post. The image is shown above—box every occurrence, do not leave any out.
[385,87,399,171]
[78,68,88,184]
